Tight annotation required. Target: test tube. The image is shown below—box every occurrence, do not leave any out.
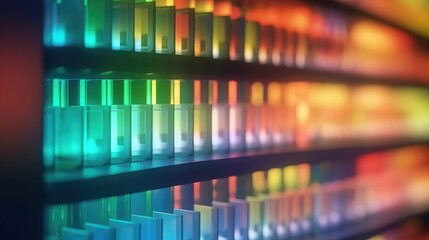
[152,80,174,159]
[107,80,131,164]
[131,215,162,240]
[45,204,69,238]
[109,219,139,240]
[85,0,112,48]
[174,184,194,210]
[194,80,212,154]
[212,201,234,240]
[268,82,285,147]
[84,80,111,167]
[229,199,249,240]
[54,79,83,170]
[195,0,214,57]
[135,0,155,52]
[194,204,219,240]
[228,80,245,152]
[174,209,201,240]
[256,2,274,65]
[246,82,262,150]
[272,6,284,66]
[242,0,258,63]
[267,168,285,238]
[174,80,194,157]
[153,211,183,240]
[213,0,231,59]
[229,0,244,61]
[175,0,195,55]
[44,80,57,170]
[246,196,263,240]
[211,80,229,153]
[155,0,175,54]
[112,0,134,50]
[130,191,152,216]
[44,0,84,46]
[283,165,301,236]
[130,80,152,161]
[85,223,116,240]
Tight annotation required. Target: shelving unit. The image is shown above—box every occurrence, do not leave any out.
[46,137,429,205]
[2,0,429,239]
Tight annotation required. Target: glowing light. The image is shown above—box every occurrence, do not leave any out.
[298,164,311,188]
[268,168,282,193]
[284,166,297,190]
[156,0,174,7]
[195,0,213,12]
[252,171,266,194]
[268,82,281,106]
[214,1,232,16]
[194,80,201,104]
[250,82,263,106]
[228,176,237,199]
[52,27,66,46]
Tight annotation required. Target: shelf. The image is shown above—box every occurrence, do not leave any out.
[45,47,429,88]
[305,0,429,45]
[45,137,429,205]
[307,205,429,240]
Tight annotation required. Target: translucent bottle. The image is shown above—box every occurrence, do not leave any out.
[246,82,262,150]
[135,0,155,52]
[211,80,229,153]
[85,0,112,48]
[83,80,112,167]
[173,80,194,157]
[268,82,285,148]
[255,3,274,65]
[152,80,174,159]
[129,80,152,161]
[228,80,245,152]
[155,0,175,54]
[112,0,134,50]
[44,79,57,170]
[54,79,83,170]
[175,0,195,55]
[242,1,259,63]
[213,0,231,59]
[195,0,213,57]
[229,0,244,61]
[44,0,84,47]
[194,80,212,155]
[107,80,131,164]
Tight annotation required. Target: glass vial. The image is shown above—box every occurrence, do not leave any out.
[228,80,245,152]
[175,0,195,55]
[211,80,229,153]
[83,80,111,167]
[130,80,152,161]
[193,80,212,155]
[85,0,112,48]
[53,79,84,170]
[155,0,175,54]
[173,80,194,157]
[44,0,84,47]
[230,14,244,61]
[152,80,174,159]
[195,0,214,57]
[112,0,134,50]
[246,82,262,150]
[107,80,131,164]
[135,0,155,52]
[244,21,259,63]
[213,0,231,59]
[258,24,274,65]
